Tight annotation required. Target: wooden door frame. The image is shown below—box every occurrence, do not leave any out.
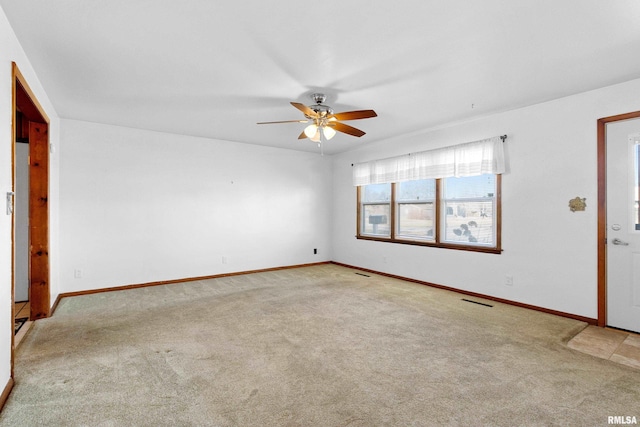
[597,110,640,327]
[11,63,50,331]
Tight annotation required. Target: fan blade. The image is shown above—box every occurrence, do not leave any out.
[298,131,307,140]
[329,122,366,137]
[291,102,317,118]
[329,109,377,121]
[257,119,308,124]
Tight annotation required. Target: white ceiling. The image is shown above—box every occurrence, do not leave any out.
[3,0,640,154]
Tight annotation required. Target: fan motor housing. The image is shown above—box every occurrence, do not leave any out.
[307,104,333,118]
[308,93,333,118]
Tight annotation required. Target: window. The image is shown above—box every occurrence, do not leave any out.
[396,179,436,241]
[358,174,501,253]
[360,183,391,237]
[441,175,497,246]
[354,136,505,252]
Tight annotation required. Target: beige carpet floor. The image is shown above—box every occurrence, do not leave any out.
[2,264,639,426]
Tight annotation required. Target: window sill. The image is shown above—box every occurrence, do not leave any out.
[356,235,502,254]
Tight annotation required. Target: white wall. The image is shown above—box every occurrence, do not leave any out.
[332,78,640,320]
[58,119,332,292]
[0,5,60,396]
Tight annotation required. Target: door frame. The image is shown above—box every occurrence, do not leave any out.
[11,63,50,332]
[597,110,640,327]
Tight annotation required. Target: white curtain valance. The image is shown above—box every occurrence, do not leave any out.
[352,136,505,186]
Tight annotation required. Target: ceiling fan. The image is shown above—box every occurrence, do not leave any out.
[257,93,377,144]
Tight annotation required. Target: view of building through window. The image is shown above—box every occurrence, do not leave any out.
[361,183,391,236]
[396,179,435,240]
[442,175,496,245]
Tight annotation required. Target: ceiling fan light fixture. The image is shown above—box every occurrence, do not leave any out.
[322,125,336,140]
[304,124,318,139]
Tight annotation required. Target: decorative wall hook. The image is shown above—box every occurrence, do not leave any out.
[569,197,586,212]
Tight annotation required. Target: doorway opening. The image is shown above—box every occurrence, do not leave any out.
[597,110,640,329]
[11,63,50,339]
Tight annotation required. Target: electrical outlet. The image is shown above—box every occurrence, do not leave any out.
[505,275,514,286]
[74,269,83,279]
[222,256,228,264]
[314,248,318,254]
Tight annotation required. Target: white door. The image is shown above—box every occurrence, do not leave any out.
[607,118,640,333]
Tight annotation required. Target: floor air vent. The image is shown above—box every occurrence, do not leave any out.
[462,298,493,308]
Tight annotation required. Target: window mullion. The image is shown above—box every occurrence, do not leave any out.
[356,186,362,236]
[435,178,441,244]
[390,183,396,240]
